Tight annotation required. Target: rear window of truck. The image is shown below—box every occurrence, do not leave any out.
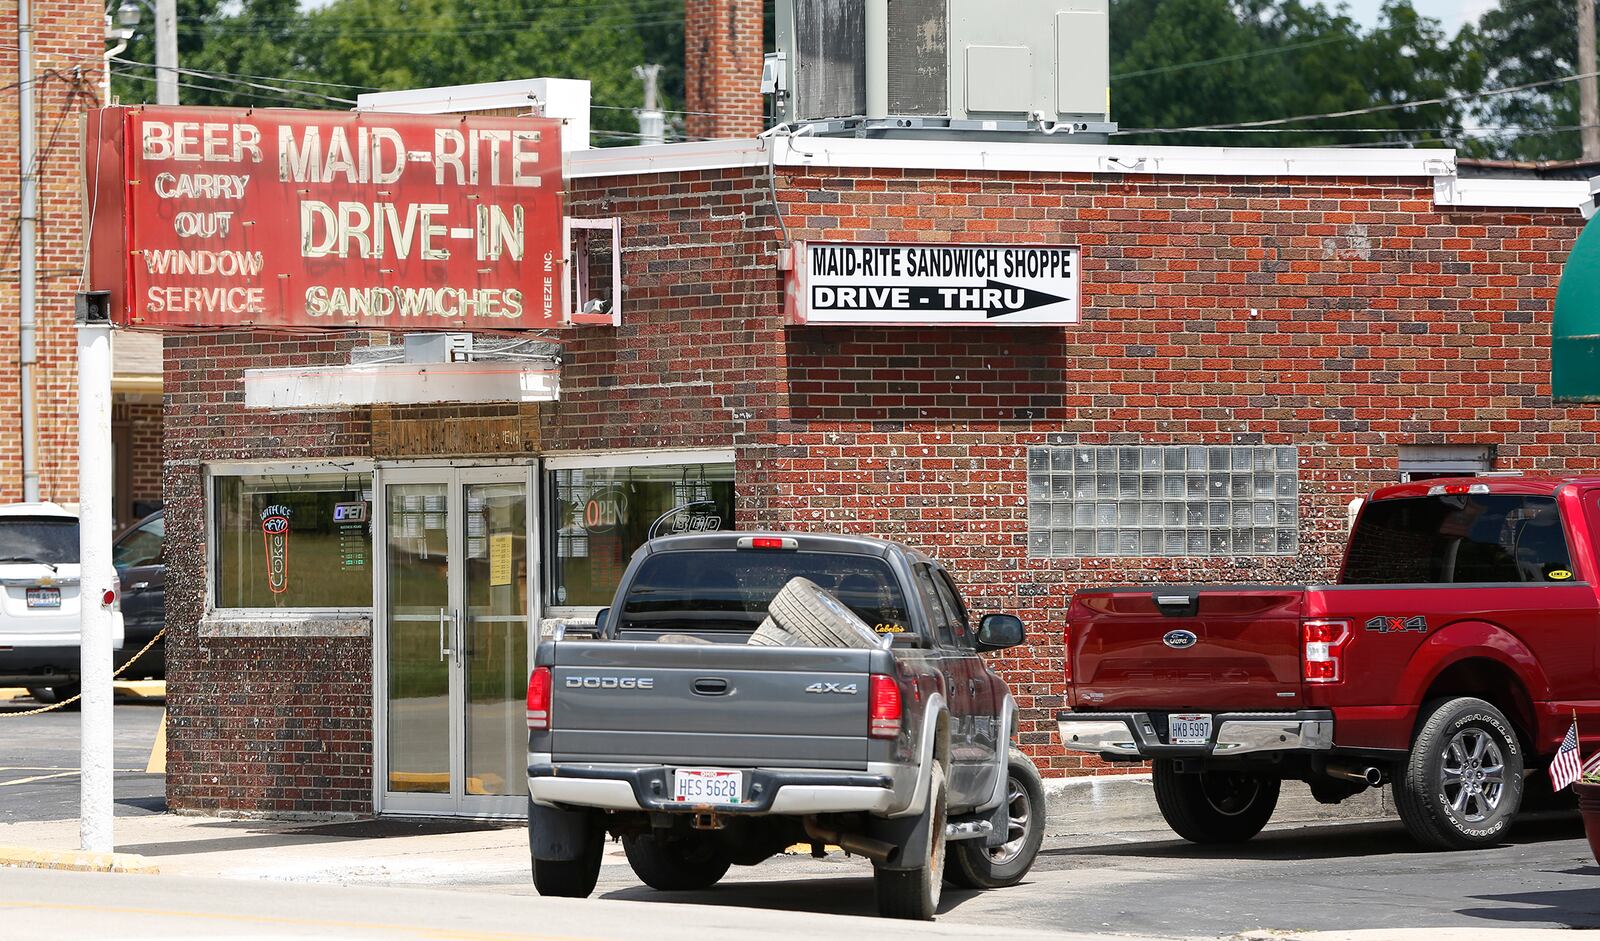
[617,550,912,636]
[1342,494,1574,585]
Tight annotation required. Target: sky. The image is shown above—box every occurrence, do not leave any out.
[1338,0,1501,31]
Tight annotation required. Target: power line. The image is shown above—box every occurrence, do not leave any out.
[1128,69,1600,134]
[113,58,355,105]
[1113,35,1350,81]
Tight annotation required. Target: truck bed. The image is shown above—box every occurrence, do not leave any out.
[546,640,899,770]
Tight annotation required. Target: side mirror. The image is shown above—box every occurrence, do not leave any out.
[976,613,1025,651]
[594,607,610,634]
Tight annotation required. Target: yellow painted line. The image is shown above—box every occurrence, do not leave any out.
[114,680,165,698]
[0,771,79,787]
[0,901,595,941]
[0,847,157,874]
[145,709,165,774]
[0,688,25,702]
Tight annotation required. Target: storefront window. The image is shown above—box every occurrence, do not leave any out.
[213,470,375,609]
[548,459,734,608]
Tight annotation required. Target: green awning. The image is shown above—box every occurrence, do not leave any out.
[1554,212,1600,401]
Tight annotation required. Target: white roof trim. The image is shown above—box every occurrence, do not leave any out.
[1432,176,1589,210]
[565,135,1458,180]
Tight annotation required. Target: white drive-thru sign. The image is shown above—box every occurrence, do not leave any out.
[786,242,1080,326]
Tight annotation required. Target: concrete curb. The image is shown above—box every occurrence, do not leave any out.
[1039,772,1396,837]
[0,845,158,874]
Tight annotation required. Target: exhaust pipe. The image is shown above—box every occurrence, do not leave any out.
[1327,764,1383,787]
[803,818,898,865]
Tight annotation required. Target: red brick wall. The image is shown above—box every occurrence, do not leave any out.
[164,160,1593,814]
[683,0,765,139]
[766,167,1592,773]
[0,1,103,503]
[163,333,377,815]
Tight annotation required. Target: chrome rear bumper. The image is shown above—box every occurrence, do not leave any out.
[1057,710,1334,760]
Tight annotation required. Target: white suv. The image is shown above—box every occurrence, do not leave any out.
[0,503,124,704]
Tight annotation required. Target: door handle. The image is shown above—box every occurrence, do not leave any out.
[131,582,150,591]
[438,607,452,662]
[454,609,464,662]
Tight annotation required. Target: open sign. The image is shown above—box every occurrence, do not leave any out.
[582,489,628,535]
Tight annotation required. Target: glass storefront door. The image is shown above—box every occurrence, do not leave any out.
[378,465,533,817]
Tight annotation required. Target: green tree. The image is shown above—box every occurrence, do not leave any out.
[111,0,684,144]
[1110,0,1472,148]
[1459,0,1592,161]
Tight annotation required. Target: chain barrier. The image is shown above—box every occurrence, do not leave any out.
[0,626,166,717]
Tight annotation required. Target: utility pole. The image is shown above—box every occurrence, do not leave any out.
[75,293,115,854]
[155,0,179,105]
[634,64,664,146]
[18,0,38,504]
[1582,0,1600,159]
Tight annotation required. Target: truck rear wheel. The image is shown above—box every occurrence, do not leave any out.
[946,749,1045,889]
[622,833,731,891]
[875,762,947,920]
[1396,696,1524,851]
[1152,760,1280,844]
[531,826,603,898]
[767,578,881,649]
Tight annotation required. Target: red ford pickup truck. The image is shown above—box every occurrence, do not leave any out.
[1057,475,1599,850]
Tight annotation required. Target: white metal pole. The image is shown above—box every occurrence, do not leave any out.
[18,0,39,504]
[77,318,114,853]
[155,0,178,105]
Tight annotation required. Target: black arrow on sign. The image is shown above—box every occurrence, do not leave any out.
[981,280,1070,318]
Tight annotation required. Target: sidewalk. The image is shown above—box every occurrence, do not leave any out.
[0,774,1396,884]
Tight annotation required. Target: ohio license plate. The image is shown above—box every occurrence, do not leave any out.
[672,768,742,805]
[1169,713,1212,745]
[25,587,60,608]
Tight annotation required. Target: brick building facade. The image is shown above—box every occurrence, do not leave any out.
[0,3,163,523]
[160,134,1595,815]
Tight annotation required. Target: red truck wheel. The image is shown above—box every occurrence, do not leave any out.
[1396,696,1524,850]
[1152,760,1281,844]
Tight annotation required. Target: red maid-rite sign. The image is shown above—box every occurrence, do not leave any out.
[86,106,565,331]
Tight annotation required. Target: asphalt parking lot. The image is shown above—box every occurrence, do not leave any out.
[0,694,166,823]
[0,706,1595,937]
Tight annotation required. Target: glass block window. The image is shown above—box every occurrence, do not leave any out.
[1026,446,1299,558]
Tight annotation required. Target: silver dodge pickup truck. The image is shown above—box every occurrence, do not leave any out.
[526,531,1044,920]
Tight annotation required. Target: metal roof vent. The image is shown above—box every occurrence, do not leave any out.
[771,0,1114,140]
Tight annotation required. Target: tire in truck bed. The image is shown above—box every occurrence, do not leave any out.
[754,577,883,649]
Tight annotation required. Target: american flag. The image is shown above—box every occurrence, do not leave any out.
[1550,720,1583,791]
[1584,749,1600,779]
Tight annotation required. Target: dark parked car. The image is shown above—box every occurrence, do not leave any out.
[111,510,165,680]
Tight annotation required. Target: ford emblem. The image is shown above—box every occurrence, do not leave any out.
[1162,629,1198,650]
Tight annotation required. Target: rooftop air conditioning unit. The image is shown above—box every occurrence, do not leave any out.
[769,0,1113,140]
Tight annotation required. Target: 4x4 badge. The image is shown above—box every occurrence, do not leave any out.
[1366,615,1427,634]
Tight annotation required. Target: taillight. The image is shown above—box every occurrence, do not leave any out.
[527,666,552,730]
[1302,620,1351,684]
[1062,621,1073,684]
[868,674,902,739]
